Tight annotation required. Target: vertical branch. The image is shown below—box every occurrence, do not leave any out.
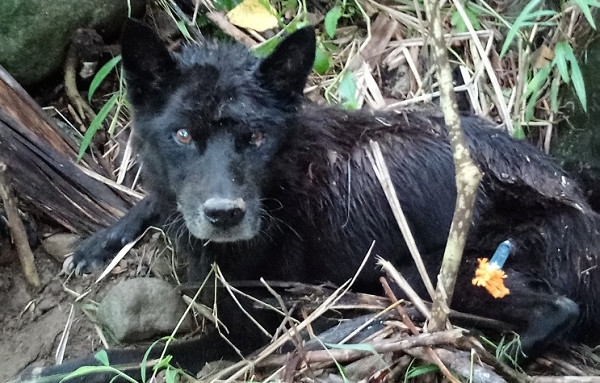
[0,163,40,287]
[421,1,483,331]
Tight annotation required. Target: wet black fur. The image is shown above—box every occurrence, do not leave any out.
[19,20,600,382]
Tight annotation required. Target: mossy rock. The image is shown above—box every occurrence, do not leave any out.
[0,0,145,85]
[553,38,600,209]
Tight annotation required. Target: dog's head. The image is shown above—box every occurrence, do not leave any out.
[121,20,315,242]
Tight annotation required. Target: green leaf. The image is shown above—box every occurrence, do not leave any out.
[553,43,570,83]
[501,0,556,57]
[214,0,242,11]
[573,0,596,29]
[525,88,538,121]
[293,20,311,29]
[195,13,211,27]
[94,350,110,366]
[551,75,560,112]
[451,10,463,32]
[253,37,282,58]
[88,55,121,102]
[61,366,137,383]
[405,364,439,379]
[569,54,587,111]
[176,20,192,40]
[513,123,526,139]
[313,46,331,74]
[450,4,480,33]
[333,360,350,383]
[324,6,343,38]
[338,71,357,109]
[141,337,171,383]
[524,64,551,98]
[78,93,118,160]
[525,69,550,116]
[153,355,173,370]
[552,42,587,111]
[165,367,181,383]
[523,64,551,121]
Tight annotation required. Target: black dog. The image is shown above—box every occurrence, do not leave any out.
[21,20,600,382]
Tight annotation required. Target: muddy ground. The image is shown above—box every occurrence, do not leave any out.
[1,248,97,381]
[0,231,180,382]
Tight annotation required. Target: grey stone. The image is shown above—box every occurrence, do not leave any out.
[0,0,146,85]
[42,233,80,262]
[97,277,192,343]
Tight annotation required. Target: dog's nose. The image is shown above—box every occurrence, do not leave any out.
[203,198,246,228]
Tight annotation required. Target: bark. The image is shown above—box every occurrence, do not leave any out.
[0,64,135,233]
[421,0,483,332]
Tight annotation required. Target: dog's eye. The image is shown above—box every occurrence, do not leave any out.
[249,131,264,148]
[175,129,192,144]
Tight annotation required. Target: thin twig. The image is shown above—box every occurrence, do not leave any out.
[422,0,483,333]
[367,141,436,299]
[451,0,513,132]
[377,258,430,319]
[0,162,40,287]
[211,243,376,383]
[259,329,464,367]
[380,277,460,383]
[64,45,96,122]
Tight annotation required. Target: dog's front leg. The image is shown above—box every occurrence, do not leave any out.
[71,194,170,274]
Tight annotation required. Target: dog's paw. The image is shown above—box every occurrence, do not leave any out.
[68,227,135,275]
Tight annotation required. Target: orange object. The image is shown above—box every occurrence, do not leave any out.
[472,258,510,298]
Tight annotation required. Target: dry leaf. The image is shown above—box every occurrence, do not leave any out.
[227,0,278,32]
[532,45,555,69]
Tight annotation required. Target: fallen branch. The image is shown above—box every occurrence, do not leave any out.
[0,66,135,233]
[0,162,40,287]
[380,276,459,383]
[259,329,464,367]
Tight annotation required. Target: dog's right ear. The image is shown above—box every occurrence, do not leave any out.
[257,27,316,98]
[121,19,177,108]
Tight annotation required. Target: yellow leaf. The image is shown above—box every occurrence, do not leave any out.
[227,0,278,32]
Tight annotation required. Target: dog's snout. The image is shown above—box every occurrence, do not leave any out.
[203,198,246,228]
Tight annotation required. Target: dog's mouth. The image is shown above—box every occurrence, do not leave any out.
[178,197,260,242]
[188,222,257,242]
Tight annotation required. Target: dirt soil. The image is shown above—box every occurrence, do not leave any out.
[1,251,88,381]
[0,238,167,382]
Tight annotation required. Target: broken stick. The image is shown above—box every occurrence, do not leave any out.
[0,162,40,287]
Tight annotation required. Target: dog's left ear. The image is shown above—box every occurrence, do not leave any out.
[257,27,316,97]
